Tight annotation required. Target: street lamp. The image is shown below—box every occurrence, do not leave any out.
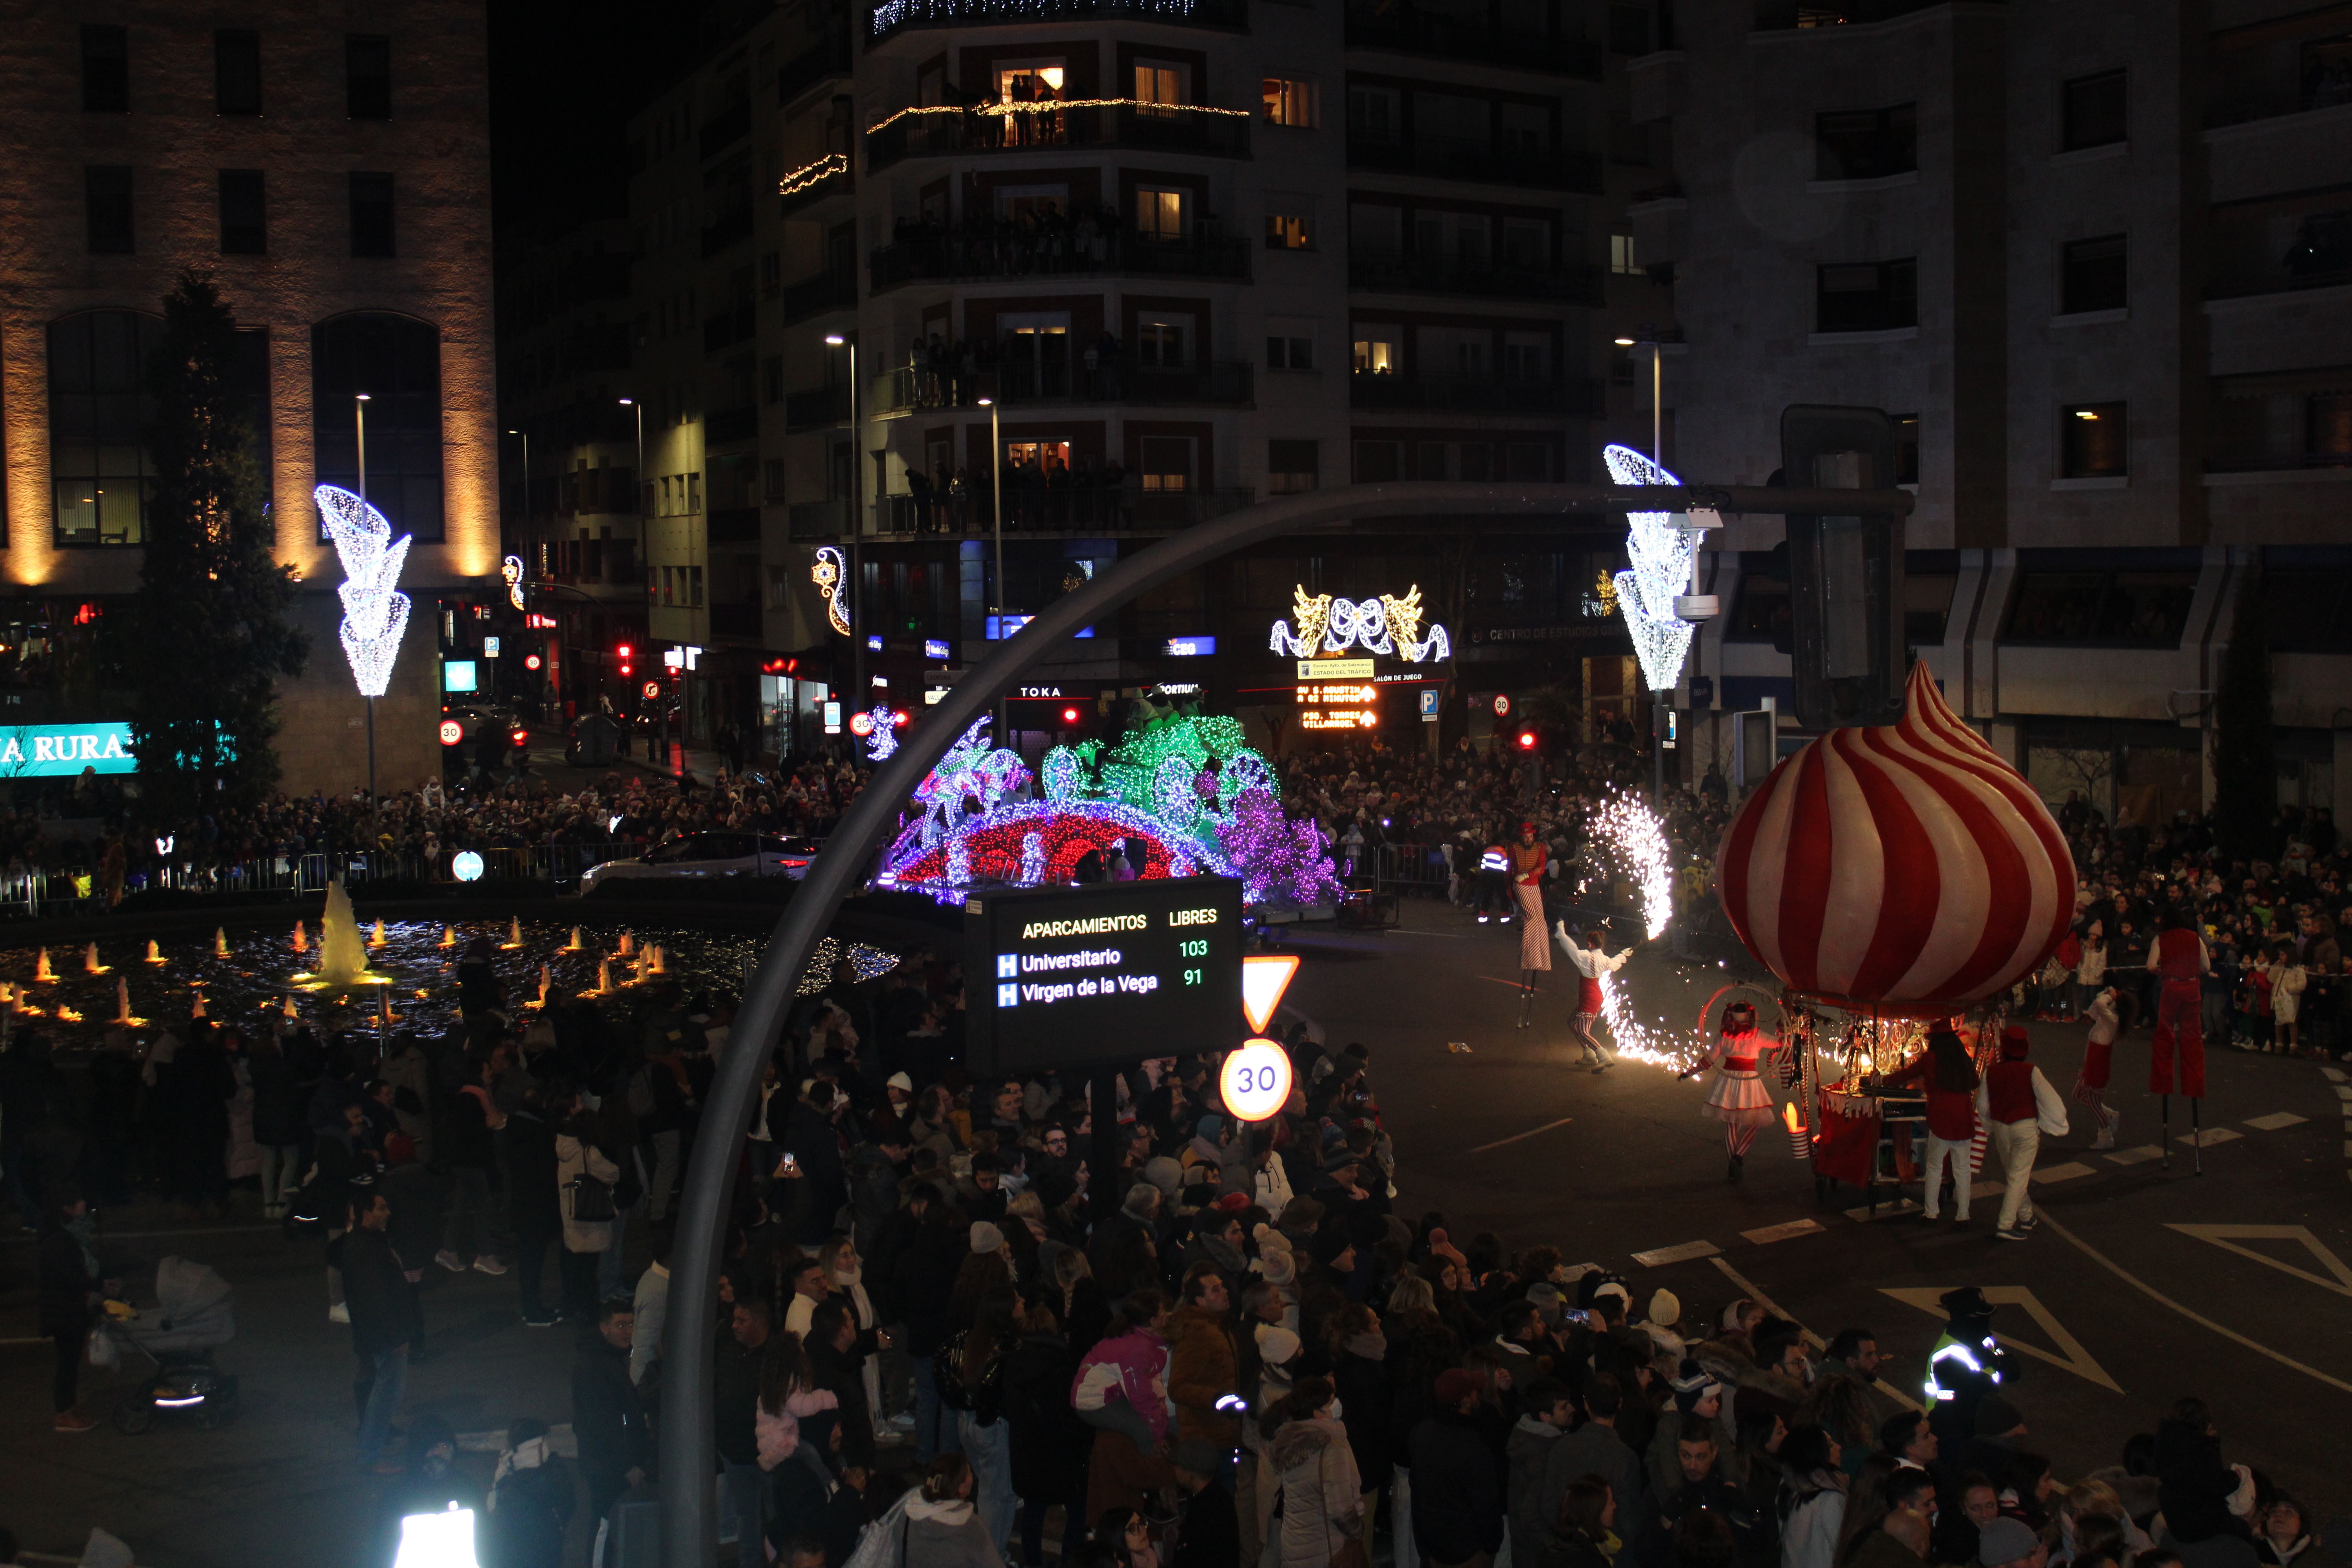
[824,335,865,708]
[978,396,1007,744]
[1613,333,1664,463]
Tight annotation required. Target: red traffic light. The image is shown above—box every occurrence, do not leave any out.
[619,663,632,677]
[510,729,530,747]
[616,643,633,659]
[1062,707,1080,725]
[893,709,910,727]
[1516,729,1538,751]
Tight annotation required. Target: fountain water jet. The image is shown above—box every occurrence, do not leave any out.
[312,881,373,991]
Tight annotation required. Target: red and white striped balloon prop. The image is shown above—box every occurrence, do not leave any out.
[1715,663,2076,1014]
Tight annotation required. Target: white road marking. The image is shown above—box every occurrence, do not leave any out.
[1465,1115,1575,1154]
[2036,1161,2097,1183]
[1741,1218,1824,1245]
[1707,1255,1920,1412]
[2178,1128,2242,1147]
[1881,1285,2123,1394]
[2245,1112,2307,1131]
[2325,1067,2347,1082]
[2167,1224,2352,1297]
[2106,1145,2165,1165]
[2039,1212,2352,1396]
[1632,1239,1721,1267]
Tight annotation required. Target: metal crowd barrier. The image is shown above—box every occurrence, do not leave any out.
[1373,842,1451,896]
[0,842,629,917]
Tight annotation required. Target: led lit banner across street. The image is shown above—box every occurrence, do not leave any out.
[0,722,137,776]
[965,877,1243,1073]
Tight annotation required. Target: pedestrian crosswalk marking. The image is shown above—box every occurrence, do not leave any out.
[2165,1224,2352,1299]
[2176,1128,2241,1147]
[2325,1067,2347,1082]
[1844,1198,1922,1221]
[1880,1285,2123,1393]
[1632,1239,1720,1267]
[2036,1161,2097,1183]
[2245,1112,2307,1131]
[1741,1218,1824,1245]
[2105,1145,2165,1165]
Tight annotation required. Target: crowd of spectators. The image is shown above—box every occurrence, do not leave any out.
[2042,797,2352,1060]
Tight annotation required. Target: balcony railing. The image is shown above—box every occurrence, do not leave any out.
[1347,135,1602,194]
[876,355,1252,413]
[1348,249,1604,305]
[870,231,1250,290]
[2205,450,2352,474]
[789,498,854,540]
[869,0,1245,43]
[1350,372,1604,417]
[866,102,1250,173]
[782,269,858,322]
[2208,211,2352,300]
[1344,2,1602,78]
[778,152,852,217]
[873,482,1257,535]
[786,383,853,431]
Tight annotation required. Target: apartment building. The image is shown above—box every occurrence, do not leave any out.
[1632,0,2352,823]
[0,0,499,796]
[503,0,1668,762]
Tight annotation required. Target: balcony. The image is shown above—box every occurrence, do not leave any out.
[873,354,1252,413]
[1348,249,1604,305]
[778,152,851,217]
[701,203,754,258]
[868,0,1247,44]
[702,301,756,351]
[778,36,851,103]
[707,505,762,544]
[872,483,1256,535]
[1347,135,1602,194]
[869,229,1250,291]
[699,100,750,161]
[1752,0,1949,28]
[2208,208,2352,300]
[706,406,759,445]
[1344,1,1602,79]
[785,383,853,431]
[782,269,858,322]
[865,102,1250,174]
[1350,372,1604,417]
[789,498,854,540]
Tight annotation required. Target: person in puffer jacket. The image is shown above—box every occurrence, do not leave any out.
[1267,1375,1362,1568]
[906,1452,1006,1568]
[1074,1289,1178,1526]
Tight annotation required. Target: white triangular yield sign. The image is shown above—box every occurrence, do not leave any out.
[1881,1286,2122,1393]
[2165,1225,2352,1298]
[1241,953,1300,1034]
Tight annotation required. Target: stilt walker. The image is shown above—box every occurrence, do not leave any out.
[1555,920,1632,1070]
[1702,1002,1780,1180]
[2073,984,2131,1152]
[1512,821,1550,1027]
[2147,907,2210,1172]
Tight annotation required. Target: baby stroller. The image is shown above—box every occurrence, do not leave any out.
[100,1256,241,1433]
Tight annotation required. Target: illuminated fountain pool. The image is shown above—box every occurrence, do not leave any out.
[0,912,898,1046]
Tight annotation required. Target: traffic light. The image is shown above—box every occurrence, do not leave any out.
[1515,728,1539,752]
[1062,707,1080,726]
[1780,405,1905,729]
[616,643,633,659]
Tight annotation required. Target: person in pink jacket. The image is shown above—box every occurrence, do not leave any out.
[1072,1289,1176,1526]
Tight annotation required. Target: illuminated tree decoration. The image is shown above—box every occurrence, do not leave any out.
[1222,787,1340,906]
[315,485,412,698]
[1601,445,1700,693]
[863,703,900,762]
[812,546,852,637]
[1269,584,1450,662]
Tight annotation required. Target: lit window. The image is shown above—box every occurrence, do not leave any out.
[1352,332,1400,375]
[2061,402,2129,478]
[1265,213,1313,250]
[1135,63,1184,116]
[1261,76,1314,126]
[1135,188,1185,242]
[1611,234,1640,275]
[1140,437,1191,493]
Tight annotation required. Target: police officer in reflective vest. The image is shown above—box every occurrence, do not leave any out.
[1924,1286,2008,1447]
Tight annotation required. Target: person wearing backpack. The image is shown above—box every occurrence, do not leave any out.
[554,1091,622,1322]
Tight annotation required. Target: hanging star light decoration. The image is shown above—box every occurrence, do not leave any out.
[315,485,412,698]
[812,546,852,637]
[1602,444,1699,693]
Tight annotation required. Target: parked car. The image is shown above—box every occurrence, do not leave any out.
[578,831,822,894]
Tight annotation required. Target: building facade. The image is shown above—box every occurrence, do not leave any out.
[1633,0,2352,824]
[0,0,499,797]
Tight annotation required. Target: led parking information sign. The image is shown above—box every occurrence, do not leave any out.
[965,877,1243,1073]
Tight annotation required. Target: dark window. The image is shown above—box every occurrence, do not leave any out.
[1906,573,1957,645]
[2002,568,2194,647]
[1815,258,1916,333]
[2061,235,2127,314]
[312,313,443,541]
[219,169,266,254]
[1815,103,1916,181]
[215,29,262,115]
[1608,4,1651,53]
[1726,569,1790,644]
[1266,334,1312,370]
[2062,69,2126,151]
[48,312,162,546]
[81,25,129,113]
[349,172,395,257]
[85,165,133,254]
[1269,439,1319,494]
[2061,401,2128,477]
[1353,440,1401,483]
[2261,568,2352,653]
[1892,412,1920,484]
[346,34,391,119]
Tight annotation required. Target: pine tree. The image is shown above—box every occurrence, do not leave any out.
[2212,572,2276,861]
[115,270,308,829]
